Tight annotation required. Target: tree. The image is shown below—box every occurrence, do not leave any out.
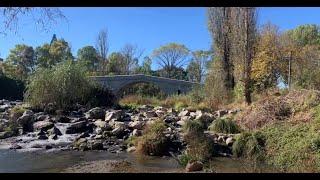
[251,22,282,92]
[187,50,211,83]
[207,7,235,90]
[233,7,258,104]
[135,56,153,75]
[120,44,143,74]
[50,34,58,45]
[35,39,73,68]
[95,28,109,73]
[152,43,190,79]
[77,46,99,72]
[0,8,65,35]
[285,24,320,47]
[106,52,126,75]
[4,44,35,81]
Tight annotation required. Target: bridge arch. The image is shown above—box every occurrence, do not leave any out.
[90,74,201,97]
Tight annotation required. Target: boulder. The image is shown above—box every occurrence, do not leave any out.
[195,112,215,127]
[95,127,103,135]
[37,134,48,140]
[0,104,11,112]
[127,146,136,153]
[49,134,58,140]
[47,126,62,136]
[112,126,126,138]
[143,111,158,118]
[215,110,228,118]
[178,110,190,117]
[176,120,186,127]
[105,110,125,121]
[185,161,203,172]
[33,120,54,131]
[217,135,225,143]
[0,131,13,139]
[128,121,144,130]
[33,112,47,121]
[73,138,88,150]
[155,109,166,117]
[17,110,34,131]
[132,129,142,137]
[131,115,143,122]
[94,120,112,130]
[225,137,234,146]
[89,140,104,150]
[65,120,88,134]
[55,116,71,123]
[85,107,105,119]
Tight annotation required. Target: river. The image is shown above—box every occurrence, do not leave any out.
[0,149,277,173]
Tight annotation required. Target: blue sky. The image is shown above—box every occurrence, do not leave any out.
[1,7,320,69]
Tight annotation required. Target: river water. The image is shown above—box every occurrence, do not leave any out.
[0,149,277,173]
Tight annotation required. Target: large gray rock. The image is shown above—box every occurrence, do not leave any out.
[65,120,88,134]
[132,129,142,137]
[195,112,215,127]
[33,120,54,131]
[226,137,234,146]
[47,126,62,136]
[85,107,105,119]
[185,161,203,172]
[34,112,48,122]
[17,110,34,131]
[178,110,190,117]
[105,110,125,121]
[94,120,112,130]
[128,121,144,130]
[0,104,11,112]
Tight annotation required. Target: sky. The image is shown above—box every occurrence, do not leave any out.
[1,7,320,69]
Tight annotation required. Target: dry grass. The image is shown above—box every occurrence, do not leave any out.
[235,89,320,130]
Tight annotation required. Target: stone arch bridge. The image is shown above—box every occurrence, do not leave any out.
[90,74,201,96]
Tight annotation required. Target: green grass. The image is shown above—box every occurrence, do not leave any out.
[209,117,241,134]
[232,131,266,162]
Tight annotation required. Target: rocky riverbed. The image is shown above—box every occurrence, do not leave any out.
[0,99,241,172]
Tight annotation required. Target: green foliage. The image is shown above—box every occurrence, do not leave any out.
[183,120,205,135]
[152,43,190,79]
[25,61,111,110]
[209,117,241,134]
[5,44,35,81]
[232,131,266,162]
[136,120,169,156]
[0,75,25,100]
[35,39,73,68]
[187,50,211,83]
[286,24,320,46]
[106,52,126,75]
[77,46,100,72]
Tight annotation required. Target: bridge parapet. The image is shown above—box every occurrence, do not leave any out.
[90,74,202,96]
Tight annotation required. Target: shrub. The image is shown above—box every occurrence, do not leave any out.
[135,120,169,156]
[183,120,205,135]
[182,120,214,163]
[232,131,266,162]
[25,61,114,111]
[209,117,241,134]
[86,84,116,108]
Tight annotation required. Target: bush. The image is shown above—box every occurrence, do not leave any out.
[232,131,266,161]
[86,84,116,108]
[181,120,214,163]
[135,120,169,156]
[25,61,115,111]
[209,117,241,134]
[0,75,25,100]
